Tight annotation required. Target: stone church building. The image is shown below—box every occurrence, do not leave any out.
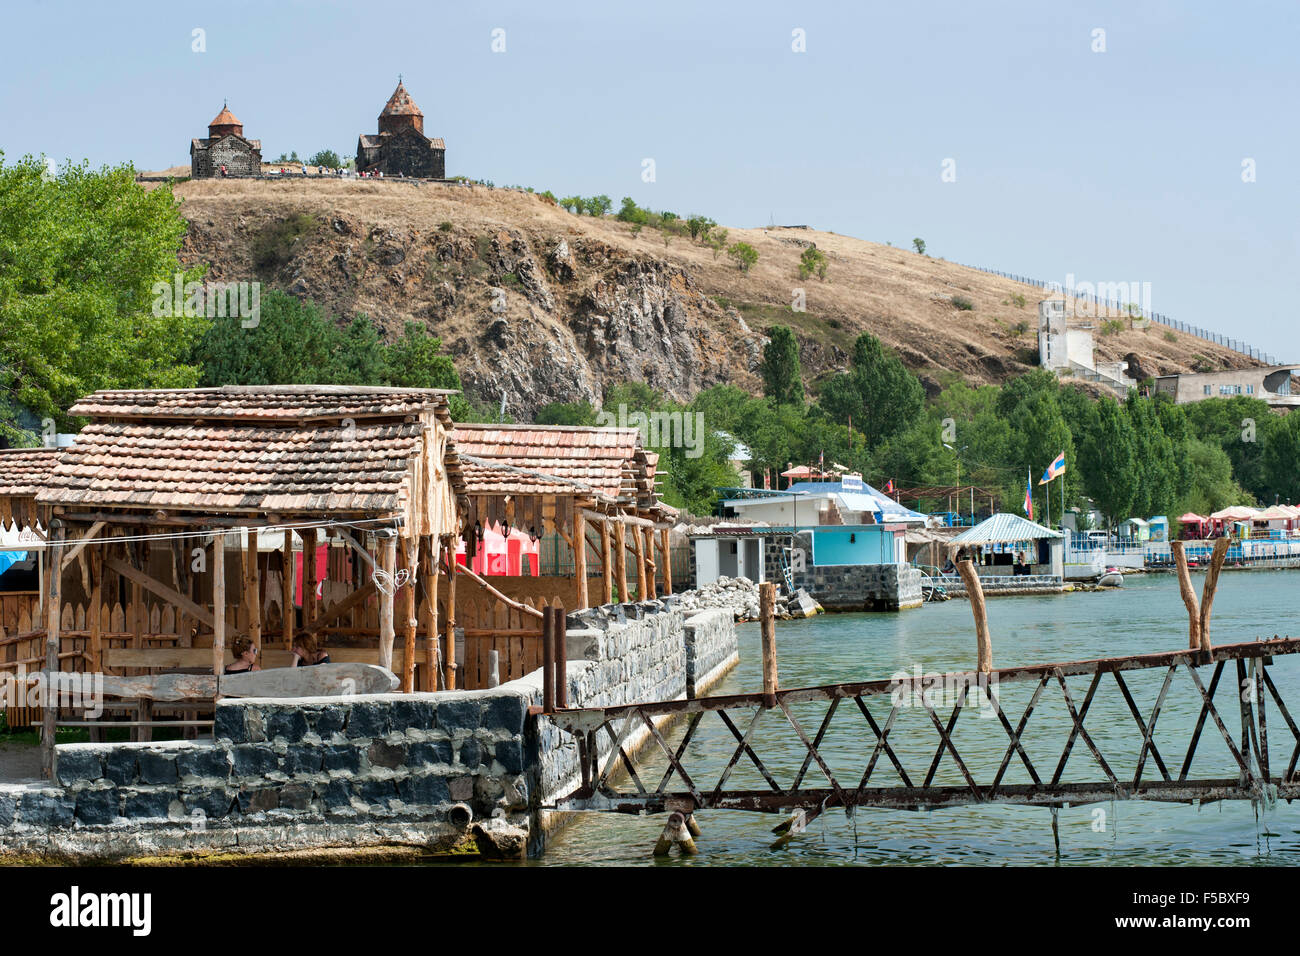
[190,104,262,178]
[356,81,446,178]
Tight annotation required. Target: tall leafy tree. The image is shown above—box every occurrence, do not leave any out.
[1082,396,1137,526]
[759,326,804,406]
[1263,411,1300,504]
[0,155,206,442]
[816,332,924,450]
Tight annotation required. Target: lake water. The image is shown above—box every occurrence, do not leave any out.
[538,570,1300,866]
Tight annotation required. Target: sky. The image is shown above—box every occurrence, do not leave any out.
[2,0,1297,360]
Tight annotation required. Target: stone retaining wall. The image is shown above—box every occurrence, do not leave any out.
[1,595,738,861]
[796,563,923,611]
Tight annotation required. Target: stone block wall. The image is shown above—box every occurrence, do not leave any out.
[796,563,923,611]
[1,689,534,860]
[2,595,738,861]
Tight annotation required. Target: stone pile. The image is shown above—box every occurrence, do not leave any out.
[676,577,819,621]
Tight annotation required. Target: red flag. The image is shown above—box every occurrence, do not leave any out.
[1024,468,1034,521]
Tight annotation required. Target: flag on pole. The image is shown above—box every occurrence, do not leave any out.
[884,478,895,494]
[1038,451,1066,485]
[1023,468,1034,521]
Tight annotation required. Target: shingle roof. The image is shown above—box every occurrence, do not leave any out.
[950,513,1063,544]
[381,82,423,117]
[451,424,641,502]
[0,447,61,498]
[70,385,456,424]
[39,386,465,516]
[209,105,242,128]
[37,421,425,514]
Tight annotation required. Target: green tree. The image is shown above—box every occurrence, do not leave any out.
[307,150,341,168]
[332,315,386,384]
[381,321,461,391]
[190,292,344,386]
[760,326,804,406]
[0,155,207,442]
[1182,396,1276,498]
[535,401,598,426]
[727,242,758,273]
[799,246,828,280]
[586,195,612,217]
[912,238,926,255]
[1177,438,1253,517]
[1263,411,1300,504]
[706,227,729,259]
[815,333,924,450]
[1082,396,1137,526]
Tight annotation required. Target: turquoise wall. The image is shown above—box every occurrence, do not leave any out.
[811,526,896,566]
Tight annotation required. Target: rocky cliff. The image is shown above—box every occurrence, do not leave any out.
[168,177,1256,417]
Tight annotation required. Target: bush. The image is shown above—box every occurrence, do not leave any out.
[438,221,453,232]
[727,242,758,273]
[307,150,341,168]
[1010,292,1026,308]
[251,213,319,272]
[951,295,975,311]
[1100,319,1125,336]
[1164,329,1178,343]
[912,238,926,255]
[799,246,828,280]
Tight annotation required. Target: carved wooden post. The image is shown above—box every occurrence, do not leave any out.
[614,520,629,602]
[245,529,260,655]
[42,522,65,780]
[760,581,778,707]
[1172,540,1201,650]
[401,535,418,692]
[574,510,589,609]
[443,534,457,690]
[1199,536,1231,653]
[660,527,673,595]
[212,531,226,678]
[378,533,397,672]
[281,529,295,650]
[957,558,992,673]
[601,518,614,606]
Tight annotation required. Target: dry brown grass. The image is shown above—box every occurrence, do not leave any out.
[168,178,1254,389]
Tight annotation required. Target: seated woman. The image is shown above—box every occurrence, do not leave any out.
[291,632,330,667]
[225,635,260,674]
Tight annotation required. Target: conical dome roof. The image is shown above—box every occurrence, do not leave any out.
[208,104,244,138]
[381,81,423,117]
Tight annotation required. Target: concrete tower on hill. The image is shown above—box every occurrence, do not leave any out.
[355,80,446,178]
[190,104,262,178]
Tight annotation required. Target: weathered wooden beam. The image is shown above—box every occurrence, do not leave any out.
[443,536,458,690]
[378,534,397,671]
[574,510,589,609]
[103,556,236,640]
[614,521,628,603]
[456,562,545,620]
[42,523,65,780]
[660,528,673,596]
[212,534,226,678]
[401,535,419,692]
[1199,536,1231,652]
[246,529,261,653]
[957,559,993,673]
[1172,540,1201,650]
[59,520,105,571]
[601,519,614,606]
[281,531,295,650]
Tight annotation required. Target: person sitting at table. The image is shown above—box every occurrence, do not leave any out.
[225,635,260,674]
[291,632,330,667]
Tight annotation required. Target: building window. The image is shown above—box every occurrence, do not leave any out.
[1203,385,1211,395]
[1246,385,1254,395]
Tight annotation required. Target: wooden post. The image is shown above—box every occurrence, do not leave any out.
[1199,536,1231,653]
[281,530,295,650]
[245,529,261,655]
[542,604,555,712]
[302,526,318,628]
[760,581,778,708]
[421,536,438,691]
[212,531,226,678]
[88,548,102,674]
[401,536,418,693]
[488,649,500,688]
[552,603,568,709]
[614,520,628,602]
[41,523,65,780]
[661,528,673,595]
[1171,540,1201,650]
[642,526,657,599]
[378,533,396,672]
[443,536,457,690]
[956,558,993,673]
[633,520,647,600]
[574,510,589,609]
[601,519,613,606]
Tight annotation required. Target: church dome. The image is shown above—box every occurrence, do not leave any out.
[378,81,424,135]
[208,104,243,139]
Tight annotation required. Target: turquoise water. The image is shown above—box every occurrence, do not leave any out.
[538,571,1300,865]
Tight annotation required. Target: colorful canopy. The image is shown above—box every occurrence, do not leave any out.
[1178,512,1208,524]
[1210,506,1259,521]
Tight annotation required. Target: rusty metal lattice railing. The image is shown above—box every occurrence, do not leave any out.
[549,637,1300,818]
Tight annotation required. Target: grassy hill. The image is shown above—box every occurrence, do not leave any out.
[161,176,1256,416]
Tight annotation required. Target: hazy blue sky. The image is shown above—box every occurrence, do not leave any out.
[3,0,1296,359]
